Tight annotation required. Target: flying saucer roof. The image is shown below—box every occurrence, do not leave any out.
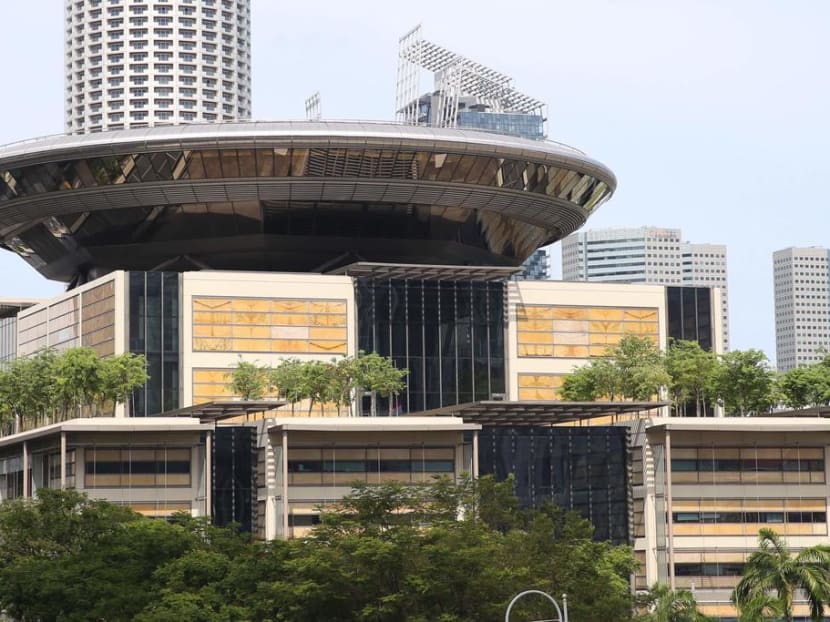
[0,121,616,282]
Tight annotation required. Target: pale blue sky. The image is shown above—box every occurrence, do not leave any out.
[1,1,829,361]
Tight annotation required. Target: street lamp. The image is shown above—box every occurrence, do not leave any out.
[504,590,568,622]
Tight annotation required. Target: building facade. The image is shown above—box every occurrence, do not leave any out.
[773,247,830,371]
[634,417,830,620]
[13,271,726,417]
[561,227,729,351]
[64,0,252,134]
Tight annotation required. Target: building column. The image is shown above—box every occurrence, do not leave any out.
[205,430,212,518]
[60,432,67,489]
[282,430,289,539]
[664,429,675,590]
[22,441,29,499]
[472,430,479,478]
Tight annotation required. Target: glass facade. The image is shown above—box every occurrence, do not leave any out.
[667,286,713,351]
[213,426,256,533]
[457,110,545,141]
[478,426,630,543]
[356,278,505,415]
[128,271,180,416]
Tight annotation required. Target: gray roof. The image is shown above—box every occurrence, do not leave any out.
[0,120,612,183]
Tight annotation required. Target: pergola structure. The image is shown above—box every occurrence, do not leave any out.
[163,400,288,423]
[414,400,666,426]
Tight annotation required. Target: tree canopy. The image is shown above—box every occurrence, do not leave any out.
[0,347,147,432]
[226,352,408,416]
[0,481,640,621]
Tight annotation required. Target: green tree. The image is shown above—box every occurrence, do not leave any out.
[710,350,776,416]
[99,353,149,414]
[300,359,336,415]
[733,528,830,622]
[560,362,602,401]
[354,351,408,416]
[777,364,830,410]
[226,359,269,400]
[613,335,670,400]
[665,340,717,416]
[635,584,711,621]
[269,357,306,414]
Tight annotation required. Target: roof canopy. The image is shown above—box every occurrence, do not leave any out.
[162,400,288,422]
[413,400,665,426]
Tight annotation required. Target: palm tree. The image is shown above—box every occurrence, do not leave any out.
[733,528,830,622]
[636,583,712,622]
[735,591,784,622]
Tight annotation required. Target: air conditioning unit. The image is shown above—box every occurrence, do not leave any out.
[490,393,506,401]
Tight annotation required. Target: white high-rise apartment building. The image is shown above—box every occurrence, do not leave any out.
[773,247,830,371]
[561,227,730,349]
[64,0,252,134]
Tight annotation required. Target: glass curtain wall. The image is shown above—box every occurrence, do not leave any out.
[478,426,630,544]
[128,272,180,416]
[357,278,505,415]
[213,426,256,533]
[667,286,713,351]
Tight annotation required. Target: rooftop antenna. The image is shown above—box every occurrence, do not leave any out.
[305,92,322,121]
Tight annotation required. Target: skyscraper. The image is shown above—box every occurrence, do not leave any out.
[773,247,830,371]
[64,0,252,134]
[561,227,729,350]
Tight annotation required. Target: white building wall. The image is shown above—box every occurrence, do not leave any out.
[64,0,252,134]
[774,247,830,371]
[505,279,668,407]
[180,271,357,408]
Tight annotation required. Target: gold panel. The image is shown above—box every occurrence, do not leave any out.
[309,327,348,340]
[552,307,588,320]
[517,304,659,359]
[518,331,555,344]
[519,388,558,400]
[192,296,348,354]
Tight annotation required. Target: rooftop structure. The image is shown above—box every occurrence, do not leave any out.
[64,0,252,134]
[396,25,546,139]
[0,121,615,285]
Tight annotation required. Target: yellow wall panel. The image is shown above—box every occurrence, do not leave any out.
[272,300,308,313]
[309,314,347,327]
[193,337,232,351]
[552,307,588,320]
[588,308,626,321]
[309,341,348,353]
[231,298,271,312]
[518,331,555,344]
[309,327,348,340]
[232,326,271,339]
[192,296,349,354]
[519,388,558,400]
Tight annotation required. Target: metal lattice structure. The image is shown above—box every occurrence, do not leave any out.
[304,92,322,121]
[395,25,546,130]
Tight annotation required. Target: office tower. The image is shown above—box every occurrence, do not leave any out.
[773,247,830,371]
[64,0,252,134]
[514,249,549,281]
[561,227,729,350]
